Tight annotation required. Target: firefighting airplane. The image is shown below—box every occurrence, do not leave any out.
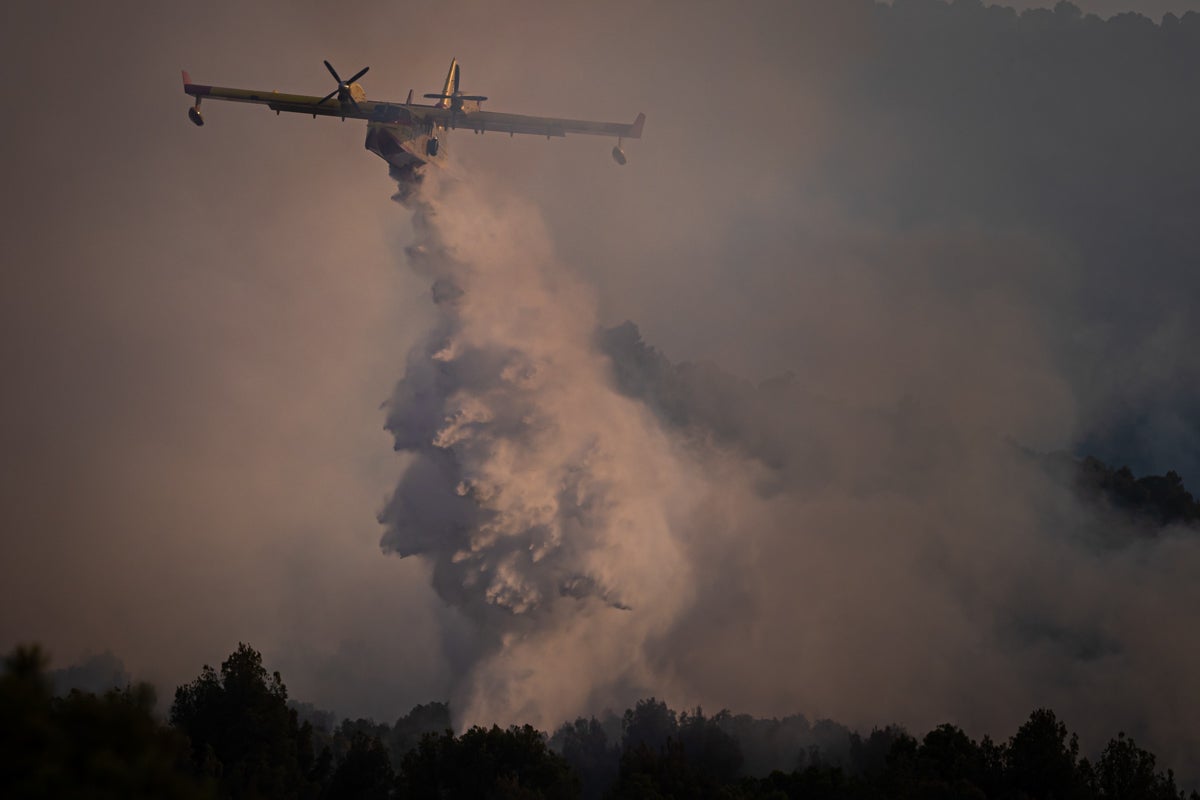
[182,59,645,174]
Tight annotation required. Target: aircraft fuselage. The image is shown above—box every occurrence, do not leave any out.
[364,120,437,172]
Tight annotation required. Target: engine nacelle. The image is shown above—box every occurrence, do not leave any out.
[188,106,204,126]
[611,145,627,165]
[426,137,440,157]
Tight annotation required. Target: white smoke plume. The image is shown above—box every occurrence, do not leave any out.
[379,170,731,728]
[378,168,1200,782]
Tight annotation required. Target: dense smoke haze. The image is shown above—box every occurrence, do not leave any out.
[380,172,710,726]
[2,0,1199,786]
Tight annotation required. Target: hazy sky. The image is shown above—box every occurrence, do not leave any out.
[2,0,1198,783]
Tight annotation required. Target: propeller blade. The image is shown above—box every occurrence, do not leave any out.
[316,89,339,106]
[349,98,361,113]
[458,95,488,102]
[323,60,342,83]
[423,93,452,100]
[347,66,369,84]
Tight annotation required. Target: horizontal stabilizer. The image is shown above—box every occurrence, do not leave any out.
[423,93,488,102]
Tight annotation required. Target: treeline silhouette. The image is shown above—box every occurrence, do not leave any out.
[1074,456,1200,528]
[3,642,1195,798]
[1034,450,1200,535]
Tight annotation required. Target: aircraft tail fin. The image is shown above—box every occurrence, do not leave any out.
[631,112,645,139]
[437,59,459,108]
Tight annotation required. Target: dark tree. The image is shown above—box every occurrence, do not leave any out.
[391,701,453,765]
[170,643,322,799]
[677,707,744,785]
[325,732,395,800]
[0,644,214,799]
[550,717,619,800]
[621,697,678,755]
[330,717,392,766]
[888,723,993,800]
[1005,708,1086,800]
[609,739,704,800]
[1096,732,1180,800]
[608,709,745,800]
[754,762,857,800]
[398,724,578,799]
[880,729,921,798]
[848,725,909,778]
[723,712,837,778]
[927,723,1015,797]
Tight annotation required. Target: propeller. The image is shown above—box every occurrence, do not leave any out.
[316,60,369,110]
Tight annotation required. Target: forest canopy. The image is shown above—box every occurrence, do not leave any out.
[3,642,1195,799]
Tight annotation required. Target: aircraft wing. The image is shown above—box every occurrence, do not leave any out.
[183,72,376,120]
[419,107,646,140]
[184,72,644,138]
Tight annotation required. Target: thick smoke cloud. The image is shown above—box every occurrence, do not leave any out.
[375,3,1200,781]
[2,0,1199,785]
[843,2,1200,484]
[379,172,716,726]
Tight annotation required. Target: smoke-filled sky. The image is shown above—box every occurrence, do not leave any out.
[3,0,1199,783]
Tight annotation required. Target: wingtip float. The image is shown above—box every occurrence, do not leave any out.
[181,60,644,171]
